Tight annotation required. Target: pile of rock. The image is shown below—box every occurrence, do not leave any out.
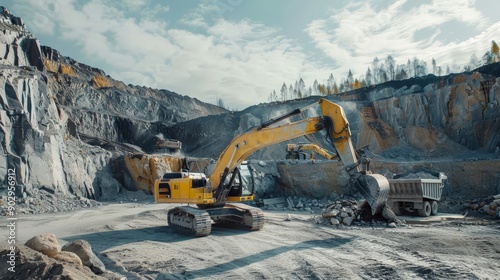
[0,233,124,280]
[464,194,500,218]
[321,200,360,226]
[0,188,102,216]
[261,195,401,227]
[262,193,364,213]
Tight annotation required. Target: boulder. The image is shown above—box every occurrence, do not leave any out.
[342,216,354,226]
[62,240,106,274]
[330,218,340,225]
[0,245,106,280]
[382,206,397,222]
[53,251,83,266]
[24,233,61,257]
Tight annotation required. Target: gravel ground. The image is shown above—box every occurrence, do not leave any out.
[2,202,499,279]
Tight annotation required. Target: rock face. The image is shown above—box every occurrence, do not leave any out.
[0,7,226,202]
[0,7,43,70]
[365,69,500,155]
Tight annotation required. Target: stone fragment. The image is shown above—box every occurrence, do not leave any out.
[0,245,107,280]
[492,199,500,206]
[100,271,127,280]
[342,216,354,226]
[62,240,106,274]
[482,205,491,212]
[382,206,397,222]
[53,251,83,265]
[330,218,340,225]
[322,209,339,218]
[489,202,497,210]
[25,233,61,257]
[387,222,397,228]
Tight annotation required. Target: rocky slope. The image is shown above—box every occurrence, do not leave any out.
[1,6,499,209]
[0,7,226,204]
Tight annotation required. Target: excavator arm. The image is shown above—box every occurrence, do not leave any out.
[210,98,389,213]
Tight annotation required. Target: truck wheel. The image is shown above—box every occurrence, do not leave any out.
[431,201,438,215]
[418,201,431,217]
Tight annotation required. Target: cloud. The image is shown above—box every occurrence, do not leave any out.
[305,0,493,77]
[8,0,498,110]
[11,0,314,109]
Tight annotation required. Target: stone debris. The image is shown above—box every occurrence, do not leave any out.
[62,240,106,275]
[0,245,106,280]
[464,194,500,218]
[0,233,123,279]
[395,171,439,179]
[53,251,83,266]
[261,194,405,227]
[25,233,61,257]
[0,188,102,216]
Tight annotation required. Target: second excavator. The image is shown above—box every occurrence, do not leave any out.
[154,98,390,236]
[286,143,338,160]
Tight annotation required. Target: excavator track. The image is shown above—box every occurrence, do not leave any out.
[167,206,212,237]
[207,203,265,231]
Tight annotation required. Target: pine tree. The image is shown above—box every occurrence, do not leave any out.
[346,70,354,90]
[385,55,396,80]
[280,82,288,101]
[365,67,373,86]
[312,79,319,96]
[372,57,380,84]
[481,51,492,66]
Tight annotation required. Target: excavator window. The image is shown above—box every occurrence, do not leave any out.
[239,163,254,196]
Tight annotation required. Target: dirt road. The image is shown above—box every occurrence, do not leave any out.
[6,202,500,279]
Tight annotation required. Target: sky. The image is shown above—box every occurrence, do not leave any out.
[4,0,500,110]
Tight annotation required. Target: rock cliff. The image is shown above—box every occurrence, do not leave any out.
[0,7,226,203]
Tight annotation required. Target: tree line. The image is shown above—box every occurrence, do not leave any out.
[268,40,500,102]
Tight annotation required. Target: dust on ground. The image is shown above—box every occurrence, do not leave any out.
[3,202,499,280]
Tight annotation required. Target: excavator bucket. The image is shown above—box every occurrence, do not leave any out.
[352,173,390,215]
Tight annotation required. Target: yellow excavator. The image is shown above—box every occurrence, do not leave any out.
[286,143,338,160]
[153,98,390,236]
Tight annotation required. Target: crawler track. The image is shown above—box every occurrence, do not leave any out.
[167,204,265,236]
[167,206,212,237]
[209,203,265,230]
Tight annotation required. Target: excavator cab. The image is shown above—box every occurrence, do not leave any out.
[225,162,255,201]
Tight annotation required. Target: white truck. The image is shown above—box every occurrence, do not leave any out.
[387,172,447,217]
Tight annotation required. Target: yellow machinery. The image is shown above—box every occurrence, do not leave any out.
[286,143,338,160]
[154,98,390,236]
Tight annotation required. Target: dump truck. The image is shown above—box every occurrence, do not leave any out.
[387,172,447,217]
